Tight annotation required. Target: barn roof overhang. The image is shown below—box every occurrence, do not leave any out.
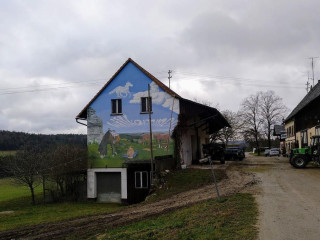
[285,80,320,123]
[179,98,231,134]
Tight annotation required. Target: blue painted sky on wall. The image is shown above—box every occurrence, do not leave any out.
[90,62,179,134]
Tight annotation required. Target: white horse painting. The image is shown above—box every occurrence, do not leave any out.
[109,82,133,98]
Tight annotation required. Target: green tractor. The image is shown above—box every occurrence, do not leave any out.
[290,135,320,168]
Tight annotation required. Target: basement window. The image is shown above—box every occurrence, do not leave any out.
[135,171,148,189]
[141,97,152,113]
[111,99,122,115]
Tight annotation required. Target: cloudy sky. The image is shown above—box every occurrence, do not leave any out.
[1,0,319,134]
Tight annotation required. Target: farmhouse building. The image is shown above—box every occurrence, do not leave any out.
[284,80,320,153]
[76,58,229,203]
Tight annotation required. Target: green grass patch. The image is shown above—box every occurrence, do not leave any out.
[145,168,227,203]
[0,178,42,202]
[93,193,258,240]
[0,151,16,156]
[0,178,124,231]
[0,199,123,231]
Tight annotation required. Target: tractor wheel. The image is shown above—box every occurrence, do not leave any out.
[291,155,307,168]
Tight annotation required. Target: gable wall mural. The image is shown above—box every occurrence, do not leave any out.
[87,62,179,168]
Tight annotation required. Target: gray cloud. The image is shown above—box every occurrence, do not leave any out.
[0,0,319,133]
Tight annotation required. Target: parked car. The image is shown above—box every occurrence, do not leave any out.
[264,149,270,157]
[269,148,280,157]
[224,147,245,161]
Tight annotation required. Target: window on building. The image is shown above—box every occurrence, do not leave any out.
[111,99,122,114]
[290,126,294,137]
[141,97,152,113]
[301,130,308,148]
[316,126,320,135]
[135,171,148,189]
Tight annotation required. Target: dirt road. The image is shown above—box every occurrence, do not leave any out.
[242,154,320,240]
[0,167,254,240]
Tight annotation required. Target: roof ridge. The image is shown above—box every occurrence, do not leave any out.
[76,58,180,119]
[128,58,180,98]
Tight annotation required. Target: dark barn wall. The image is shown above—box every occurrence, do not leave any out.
[155,155,175,172]
[295,97,320,132]
[126,163,151,204]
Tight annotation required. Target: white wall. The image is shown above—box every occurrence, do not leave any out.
[181,129,193,166]
[180,127,209,166]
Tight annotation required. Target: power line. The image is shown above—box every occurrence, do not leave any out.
[0,81,105,95]
[173,70,300,86]
[159,74,302,89]
[0,69,306,96]
[0,79,106,92]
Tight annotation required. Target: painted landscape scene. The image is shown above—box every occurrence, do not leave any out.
[88,131,174,168]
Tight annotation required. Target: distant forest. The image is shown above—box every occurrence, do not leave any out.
[0,130,87,151]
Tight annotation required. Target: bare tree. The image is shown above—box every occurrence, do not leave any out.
[5,146,43,205]
[239,93,263,155]
[211,110,242,145]
[260,91,288,149]
[46,144,87,201]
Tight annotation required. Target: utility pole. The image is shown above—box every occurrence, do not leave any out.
[309,57,318,86]
[306,81,310,93]
[148,84,154,185]
[306,72,311,93]
[168,70,172,89]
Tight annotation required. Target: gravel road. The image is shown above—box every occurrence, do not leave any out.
[241,154,320,240]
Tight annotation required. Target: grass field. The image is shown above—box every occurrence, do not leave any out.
[0,178,123,231]
[0,168,226,232]
[146,168,227,203]
[0,151,16,156]
[92,193,258,240]
[0,178,42,202]
[0,169,258,238]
